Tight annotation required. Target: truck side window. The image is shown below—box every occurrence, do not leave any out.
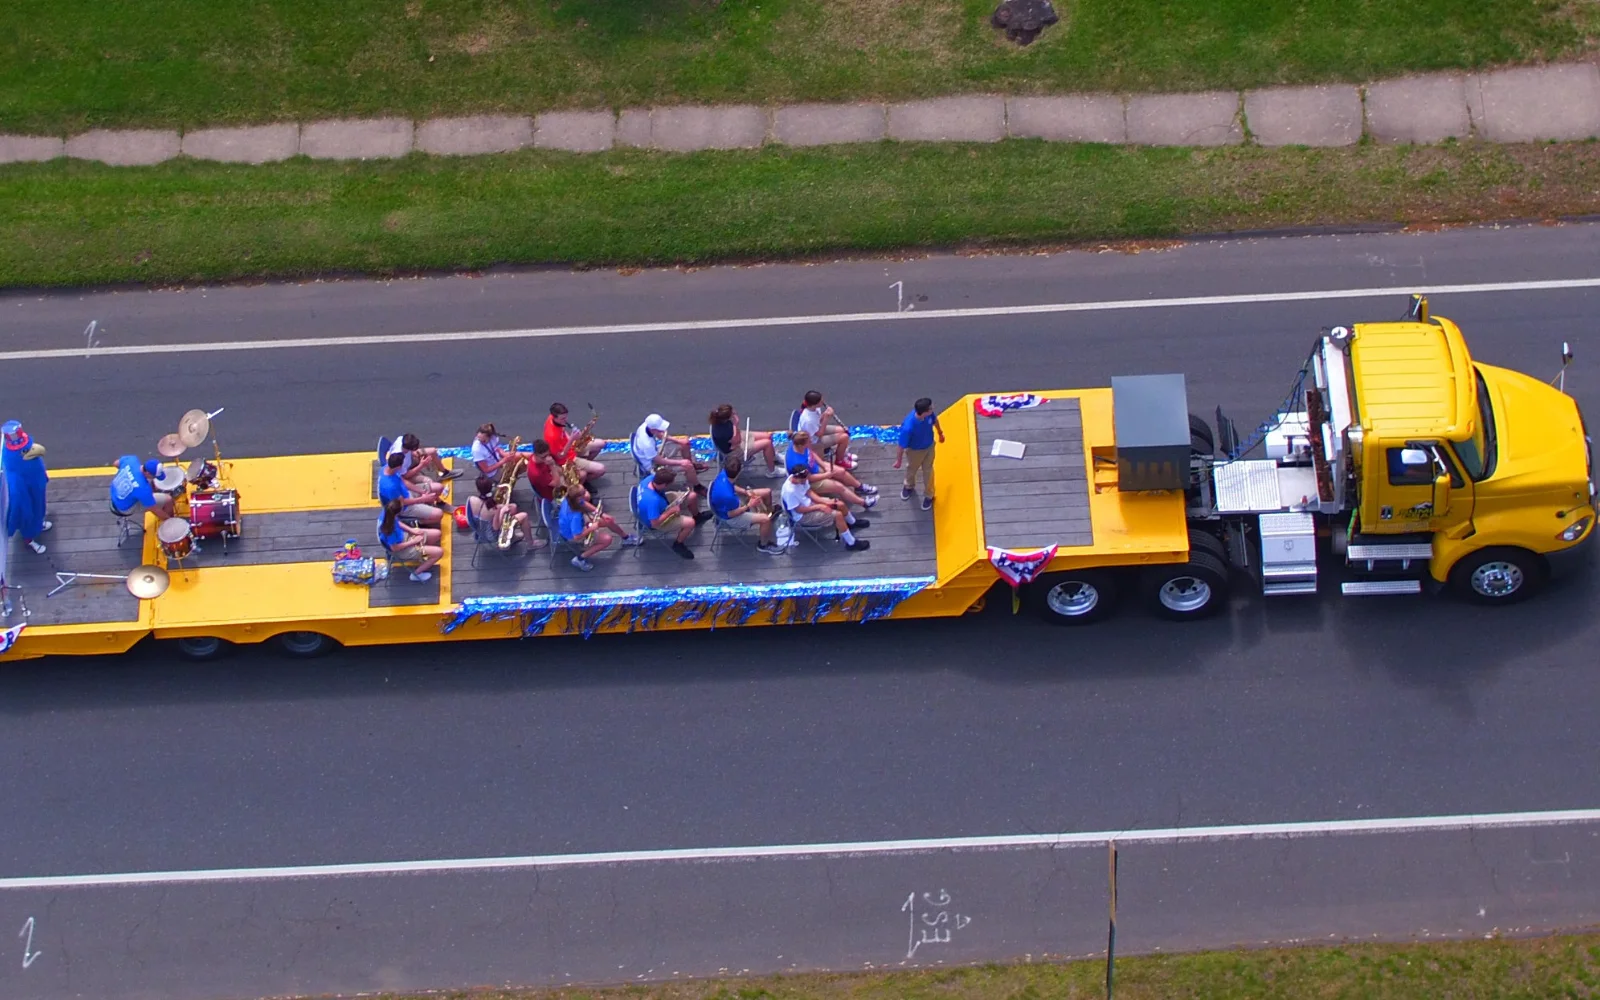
[1386,448,1434,486]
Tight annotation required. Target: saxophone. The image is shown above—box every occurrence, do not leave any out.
[575,500,605,545]
[551,406,600,503]
[551,456,584,504]
[494,436,527,549]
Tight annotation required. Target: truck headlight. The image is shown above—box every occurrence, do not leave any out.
[1558,516,1592,542]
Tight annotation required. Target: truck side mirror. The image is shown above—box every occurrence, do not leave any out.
[1433,472,1452,516]
[1399,448,1430,466]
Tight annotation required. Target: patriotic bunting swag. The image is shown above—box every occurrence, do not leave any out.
[975,393,1048,418]
[0,623,25,655]
[988,544,1059,613]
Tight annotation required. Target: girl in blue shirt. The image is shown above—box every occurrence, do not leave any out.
[377,498,443,583]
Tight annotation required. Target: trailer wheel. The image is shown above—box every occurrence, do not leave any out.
[1143,551,1230,621]
[273,631,340,658]
[1448,547,1544,605]
[174,636,232,661]
[1189,413,1215,456]
[1031,570,1119,625]
[1188,528,1228,562]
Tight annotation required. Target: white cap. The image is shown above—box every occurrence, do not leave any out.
[644,414,670,433]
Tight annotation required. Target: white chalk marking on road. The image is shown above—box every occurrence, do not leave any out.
[2,276,1598,363]
[3,807,1599,890]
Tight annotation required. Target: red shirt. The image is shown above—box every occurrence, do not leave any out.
[543,415,576,463]
[526,457,556,500]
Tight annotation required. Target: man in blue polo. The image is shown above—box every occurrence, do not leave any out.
[379,451,445,526]
[894,397,944,510]
[109,455,175,522]
[637,468,709,560]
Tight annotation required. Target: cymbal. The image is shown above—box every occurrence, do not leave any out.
[157,433,187,458]
[178,409,210,448]
[153,466,187,492]
[126,564,170,600]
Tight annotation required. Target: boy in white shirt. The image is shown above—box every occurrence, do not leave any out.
[781,465,870,551]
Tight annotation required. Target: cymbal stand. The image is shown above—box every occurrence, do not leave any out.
[47,572,128,598]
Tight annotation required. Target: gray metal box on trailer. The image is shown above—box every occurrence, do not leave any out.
[1112,373,1190,492]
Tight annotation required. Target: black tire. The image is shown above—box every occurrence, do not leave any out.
[174,636,232,661]
[1029,569,1120,626]
[1189,413,1215,457]
[1188,528,1228,563]
[1447,546,1545,605]
[1142,551,1230,621]
[273,631,340,658]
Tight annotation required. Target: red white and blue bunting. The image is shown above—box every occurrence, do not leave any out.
[974,393,1048,418]
[987,545,1058,587]
[0,623,25,655]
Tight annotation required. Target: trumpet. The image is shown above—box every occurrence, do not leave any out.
[575,500,605,545]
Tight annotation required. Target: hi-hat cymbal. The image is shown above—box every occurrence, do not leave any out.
[158,433,187,458]
[126,564,170,600]
[178,409,210,448]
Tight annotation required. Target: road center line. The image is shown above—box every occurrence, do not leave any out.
[4,807,1598,890]
[4,277,1598,363]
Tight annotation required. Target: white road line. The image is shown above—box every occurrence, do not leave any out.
[4,807,1598,890]
[3,277,1598,363]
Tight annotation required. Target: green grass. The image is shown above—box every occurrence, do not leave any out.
[4,139,1600,289]
[334,933,1600,999]
[2,0,1596,133]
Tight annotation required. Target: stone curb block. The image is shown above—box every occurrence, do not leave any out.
[773,103,886,147]
[650,105,767,151]
[1244,85,1363,147]
[1365,74,1469,144]
[300,118,414,160]
[1468,64,1600,142]
[534,111,615,153]
[888,96,1006,143]
[0,134,65,164]
[65,129,181,166]
[417,115,533,156]
[1007,95,1126,143]
[181,124,300,164]
[1126,91,1241,147]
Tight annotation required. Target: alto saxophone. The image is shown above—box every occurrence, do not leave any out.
[552,406,600,503]
[551,456,584,504]
[575,500,605,545]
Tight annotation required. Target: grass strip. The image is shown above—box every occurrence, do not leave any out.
[1,0,1596,133]
[343,932,1600,999]
[4,139,1600,290]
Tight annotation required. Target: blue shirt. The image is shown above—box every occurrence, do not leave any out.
[378,470,410,505]
[558,497,587,541]
[784,444,820,475]
[109,455,155,513]
[636,476,670,527]
[708,470,740,519]
[899,411,937,450]
[377,516,406,549]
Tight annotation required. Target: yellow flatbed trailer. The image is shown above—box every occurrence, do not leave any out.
[0,388,1191,661]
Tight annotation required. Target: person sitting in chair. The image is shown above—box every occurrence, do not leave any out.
[559,483,638,571]
[785,431,877,509]
[544,403,606,483]
[709,458,783,555]
[470,423,520,478]
[637,467,709,560]
[378,451,445,527]
[709,404,783,478]
[525,439,559,504]
[388,432,460,494]
[468,475,542,550]
[378,498,443,583]
[796,390,854,467]
[109,455,175,523]
[632,413,704,489]
[781,465,870,552]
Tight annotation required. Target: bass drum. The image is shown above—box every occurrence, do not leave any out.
[189,489,241,539]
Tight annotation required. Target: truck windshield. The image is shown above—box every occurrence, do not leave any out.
[1453,367,1497,481]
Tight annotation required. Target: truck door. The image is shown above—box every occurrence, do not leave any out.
[1369,442,1472,533]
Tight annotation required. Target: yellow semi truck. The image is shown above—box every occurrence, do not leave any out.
[0,296,1590,660]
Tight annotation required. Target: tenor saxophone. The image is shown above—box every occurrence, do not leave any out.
[494,436,527,549]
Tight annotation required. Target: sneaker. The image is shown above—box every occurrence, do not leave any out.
[40,520,52,532]
[921,496,933,511]
[844,537,872,552]
[862,494,878,509]
[671,541,695,560]
[766,467,785,479]
[621,533,644,547]
[860,483,879,496]
[850,518,871,530]
[441,469,465,481]
[757,542,785,556]
[693,510,714,525]
[527,537,549,549]
[408,569,432,582]
[570,556,594,572]
[900,486,914,501]
[27,540,45,554]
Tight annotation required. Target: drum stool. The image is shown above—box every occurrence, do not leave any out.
[113,508,140,548]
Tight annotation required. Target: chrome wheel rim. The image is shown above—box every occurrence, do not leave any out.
[1046,580,1100,617]
[278,632,326,655]
[1470,561,1524,598]
[1158,577,1213,613]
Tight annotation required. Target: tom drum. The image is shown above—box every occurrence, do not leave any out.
[157,517,194,560]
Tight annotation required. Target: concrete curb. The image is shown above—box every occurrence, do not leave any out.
[4,63,1598,167]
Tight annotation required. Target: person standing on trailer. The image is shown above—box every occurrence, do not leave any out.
[894,397,944,511]
[2,421,51,554]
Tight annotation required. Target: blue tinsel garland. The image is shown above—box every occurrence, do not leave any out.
[436,424,900,462]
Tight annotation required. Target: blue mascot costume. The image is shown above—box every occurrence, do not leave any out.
[2,420,51,554]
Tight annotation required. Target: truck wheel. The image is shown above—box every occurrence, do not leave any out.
[1188,529,1228,562]
[175,636,232,661]
[1189,413,1215,456]
[1143,551,1230,621]
[1031,570,1119,626]
[1448,547,1544,605]
[273,631,339,658]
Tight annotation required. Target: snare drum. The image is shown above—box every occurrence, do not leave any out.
[186,458,218,491]
[189,489,240,539]
[157,517,194,560]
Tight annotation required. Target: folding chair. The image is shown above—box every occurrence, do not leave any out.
[540,498,583,567]
[709,504,762,553]
[781,506,830,551]
[628,483,679,557]
[465,501,515,569]
[379,541,426,580]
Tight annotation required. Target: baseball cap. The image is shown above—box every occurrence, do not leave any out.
[144,459,161,477]
[644,414,670,434]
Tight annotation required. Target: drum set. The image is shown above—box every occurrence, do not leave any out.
[152,406,242,564]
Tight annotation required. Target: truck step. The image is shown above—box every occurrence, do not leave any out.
[1347,543,1433,561]
[1264,581,1319,596]
[1340,579,1424,596]
[1261,562,1318,581]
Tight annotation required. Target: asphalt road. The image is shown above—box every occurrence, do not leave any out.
[0,224,1598,999]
